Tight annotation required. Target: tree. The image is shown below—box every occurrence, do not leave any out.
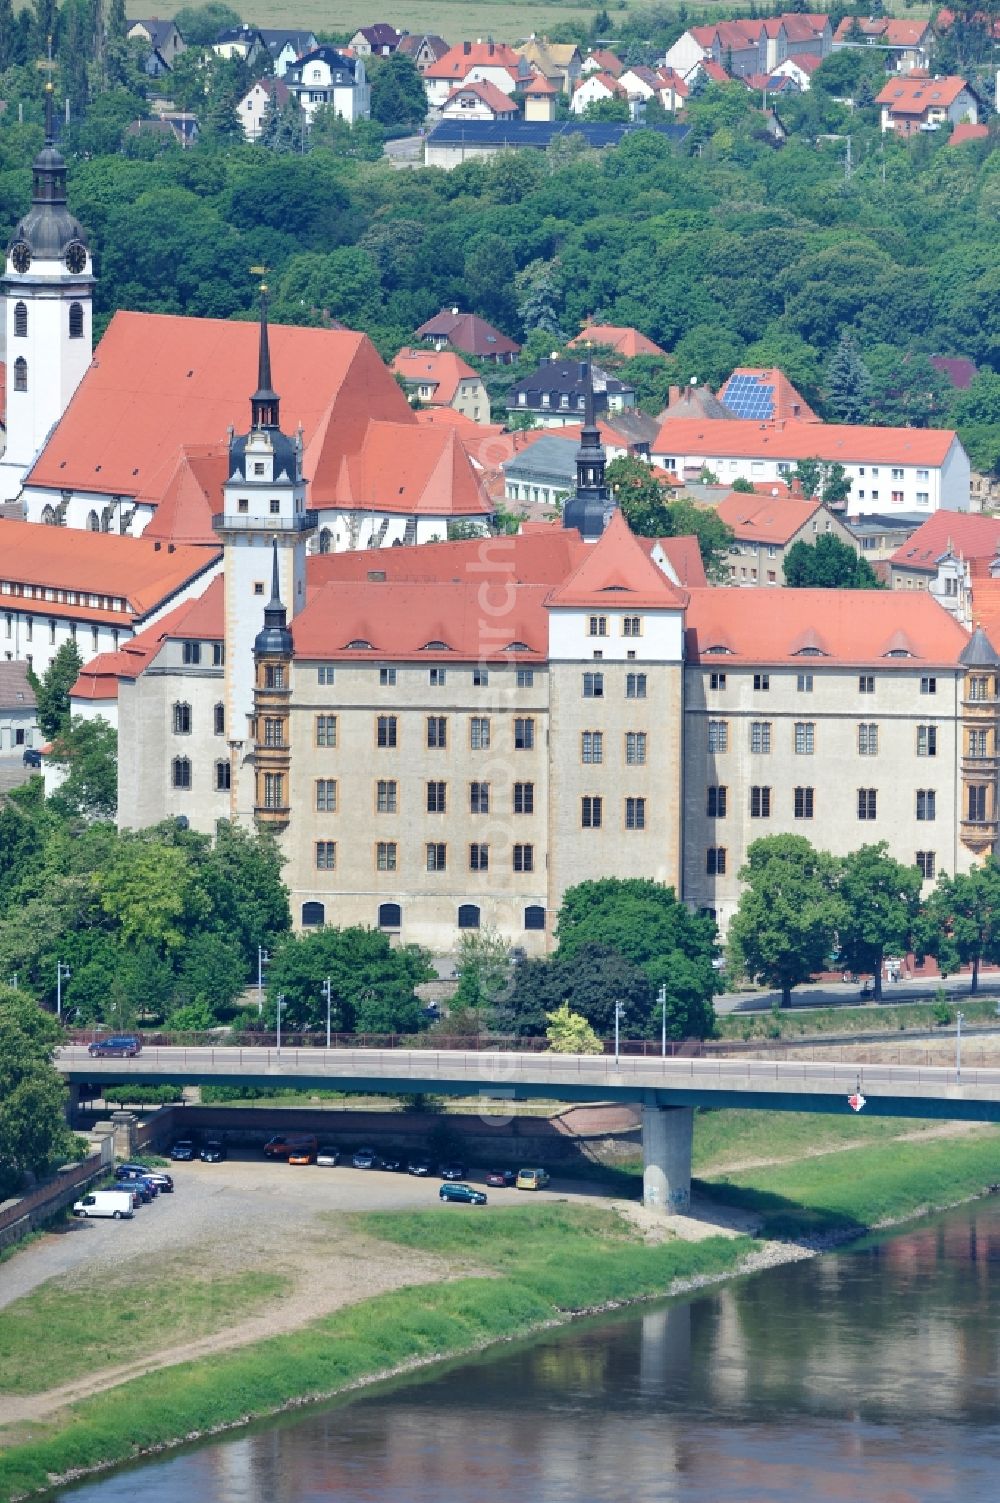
[837,844,922,1001]
[545,1002,603,1054]
[916,860,1000,995]
[265,926,434,1034]
[824,331,872,424]
[728,836,845,1007]
[515,258,564,339]
[582,96,630,122]
[0,987,75,1200]
[784,532,882,589]
[172,3,242,45]
[790,459,852,507]
[666,498,735,583]
[33,641,84,740]
[452,929,511,1011]
[605,458,734,580]
[369,52,427,129]
[47,717,117,820]
[500,942,655,1039]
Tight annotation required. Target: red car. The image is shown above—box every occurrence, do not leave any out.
[485,1169,517,1188]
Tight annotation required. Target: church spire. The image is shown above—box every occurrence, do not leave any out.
[250,272,280,431]
[563,359,614,541]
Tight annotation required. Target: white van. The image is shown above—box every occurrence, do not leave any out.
[72,1190,135,1220]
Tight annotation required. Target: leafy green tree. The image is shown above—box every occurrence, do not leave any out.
[784,532,882,590]
[825,330,872,423]
[515,258,564,339]
[48,717,117,820]
[452,929,511,1011]
[32,641,84,740]
[545,1002,603,1054]
[915,859,1000,995]
[666,498,735,582]
[500,942,654,1039]
[790,459,853,507]
[172,3,242,45]
[582,96,630,122]
[369,51,427,129]
[606,458,734,579]
[0,987,75,1199]
[728,835,845,1007]
[265,926,434,1034]
[837,844,922,1001]
[0,0,17,71]
[865,345,949,428]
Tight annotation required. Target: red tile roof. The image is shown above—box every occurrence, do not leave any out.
[443,78,519,114]
[720,367,820,423]
[764,14,829,39]
[889,512,1000,572]
[949,121,989,145]
[70,577,226,701]
[652,415,960,467]
[699,60,731,83]
[414,308,520,359]
[569,324,668,359]
[547,510,687,610]
[685,586,968,667]
[523,71,558,94]
[635,534,708,588]
[329,422,493,517]
[140,444,228,546]
[391,348,481,406]
[715,491,823,545]
[876,74,971,114]
[834,17,930,45]
[424,40,522,80]
[29,311,414,506]
[585,48,624,76]
[970,579,1000,643]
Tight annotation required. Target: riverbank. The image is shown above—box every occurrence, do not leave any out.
[2,1118,999,1502]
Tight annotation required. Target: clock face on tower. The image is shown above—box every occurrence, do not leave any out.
[65,242,87,275]
[11,242,31,274]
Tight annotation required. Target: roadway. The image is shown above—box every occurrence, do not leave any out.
[57,1045,1000,1122]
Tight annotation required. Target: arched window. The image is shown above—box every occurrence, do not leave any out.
[87,510,100,532]
[524,905,546,931]
[13,302,27,338]
[302,900,325,927]
[69,302,84,339]
[214,702,225,736]
[457,903,480,930]
[13,358,27,393]
[378,902,401,930]
[41,505,56,526]
[171,757,191,789]
[215,760,231,791]
[318,528,332,555]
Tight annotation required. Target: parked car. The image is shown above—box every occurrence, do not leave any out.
[380,1152,403,1172]
[407,1156,433,1177]
[352,1147,380,1169]
[116,1164,174,1193]
[316,1145,340,1167]
[169,1140,196,1161]
[439,1182,487,1206]
[484,1168,517,1188]
[22,747,41,767]
[88,1035,142,1058]
[516,1168,550,1191]
[72,1189,134,1219]
[200,1140,227,1163]
[288,1145,315,1165]
[439,1162,466,1181]
[264,1134,317,1160]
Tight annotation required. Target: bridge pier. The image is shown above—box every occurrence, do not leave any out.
[642,1105,693,1214]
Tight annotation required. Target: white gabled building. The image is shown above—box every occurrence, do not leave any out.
[285,46,370,124]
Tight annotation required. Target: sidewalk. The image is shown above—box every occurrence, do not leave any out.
[716,972,1000,1016]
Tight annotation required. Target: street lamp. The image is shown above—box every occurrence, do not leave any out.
[956,1009,965,1079]
[56,961,71,1021]
[275,993,286,1056]
[257,946,270,1017]
[323,976,333,1050]
[614,999,625,1065]
[658,983,668,1058]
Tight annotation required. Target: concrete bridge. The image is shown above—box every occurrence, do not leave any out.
[58,1044,1000,1214]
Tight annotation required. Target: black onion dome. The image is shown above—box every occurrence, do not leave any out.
[10,137,88,261]
[254,544,292,656]
[229,429,299,482]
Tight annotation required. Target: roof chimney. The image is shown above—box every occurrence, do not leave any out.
[464,40,471,54]
[668,385,679,405]
[488,39,494,55]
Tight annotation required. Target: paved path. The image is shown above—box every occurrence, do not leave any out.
[717,974,1000,1015]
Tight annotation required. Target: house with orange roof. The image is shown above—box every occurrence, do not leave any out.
[522,72,558,121]
[663,20,766,80]
[949,121,990,145]
[570,70,625,114]
[654,67,690,112]
[876,74,980,134]
[391,347,491,425]
[422,39,524,107]
[762,13,832,69]
[833,16,933,72]
[714,489,857,587]
[886,511,1000,628]
[772,52,824,90]
[719,367,820,424]
[569,324,669,360]
[441,78,519,121]
[512,36,582,95]
[581,48,624,78]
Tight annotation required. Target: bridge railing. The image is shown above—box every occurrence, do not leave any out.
[65,1028,702,1057]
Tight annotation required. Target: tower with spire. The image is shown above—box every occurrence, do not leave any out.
[562,360,616,542]
[252,542,294,830]
[1,71,94,503]
[214,277,315,818]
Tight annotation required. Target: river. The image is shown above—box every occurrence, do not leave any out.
[52,1200,1000,1503]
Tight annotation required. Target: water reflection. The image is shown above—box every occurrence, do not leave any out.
[56,1202,1000,1503]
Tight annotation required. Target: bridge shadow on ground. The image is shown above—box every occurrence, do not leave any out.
[694,1178,866,1244]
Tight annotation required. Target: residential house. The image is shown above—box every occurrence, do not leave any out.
[719,368,820,423]
[238,77,293,143]
[657,382,736,424]
[686,58,732,87]
[876,75,980,134]
[415,309,520,364]
[743,72,801,98]
[570,71,625,114]
[772,53,824,90]
[126,17,186,70]
[502,422,647,509]
[392,348,492,425]
[762,13,832,69]
[949,121,990,145]
[844,513,925,563]
[663,21,766,81]
[285,47,370,124]
[257,30,319,77]
[441,80,518,122]
[522,73,559,121]
[581,49,624,77]
[125,112,199,147]
[832,17,933,72]
[397,34,450,73]
[350,24,404,56]
[650,418,971,517]
[654,67,690,112]
[212,25,266,68]
[514,36,582,95]
[507,356,637,428]
[569,324,669,359]
[618,65,663,102]
[887,514,1000,619]
[423,40,524,107]
[0,661,38,754]
[714,489,858,587]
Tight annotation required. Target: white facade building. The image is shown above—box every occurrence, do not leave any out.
[285,46,370,124]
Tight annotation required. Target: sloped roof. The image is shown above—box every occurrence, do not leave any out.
[70,577,225,702]
[715,491,823,545]
[685,587,969,667]
[764,14,829,39]
[635,534,708,589]
[699,61,732,83]
[720,367,819,423]
[569,324,668,359]
[0,660,36,711]
[949,121,989,145]
[391,348,481,405]
[547,510,687,610]
[877,75,970,113]
[834,17,930,45]
[425,40,522,80]
[140,444,228,546]
[443,78,519,114]
[416,309,520,358]
[397,34,449,60]
[523,72,558,95]
[652,416,959,467]
[889,512,1000,572]
[960,625,1000,667]
[28,311,414,505]
[241,76,290,106]
[329,421,492,517]
[585,48,624,76]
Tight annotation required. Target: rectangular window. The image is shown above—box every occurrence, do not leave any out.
[857,788,877,820]
[750,785,771,818]
[316,714,337,747]
[513,843,534,872]
[514,717,535,750]
[969,675,993,702]
[753,673,770,692]
[626,672,647,699]
[315,779,337,812]
[710,671,726,691]
[582,731,603,764]
[750,721,771,754]
[859,675,874,694]
[625,731,646,765]
[707,720,728,754]
[469,842,489,871]
[917,725,937,757]
[583,671,604,698]
[376,779,397,814]
[794,786,814,819]
[588,615,608,637]
[315,840,336,871]
[473,667,489,687]
[892,468,904,480]
[376,714,397,748]
[470,716,491,750]
[621,796,644,830]
[917,850,935,880]
[794,722,815,755]
[263,717,283,747]
[376,841,397,872]
[514,781,534,814]
[969,729,988,758]
[581,796,602,828]
[859,723,879,756]
[916,789,936,821]
[706,847,727,875]
[182,641,201,665]
[796,673,813,693]
[429,667,446,686]
[318,665,335,685]
[920,676,937,695]
[470,782,490,815]
[426,842,447,872]
[968,785,988,822]
[379,667,397,686]
[623,616,641,637]
[427,780,447,813]
[516,668,534,688]
[427,716,447,749]
[707,786,727,818]
[263,772,283,809]
[265,664,285,689]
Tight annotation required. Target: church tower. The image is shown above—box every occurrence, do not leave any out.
[562,361,616,542]
[0,83,94,503]
[214,281,314,818]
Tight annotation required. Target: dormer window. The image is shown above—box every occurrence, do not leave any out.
[345,639,374,649]
[795,647,825,657]
[704,645,732,655]
[884,648,912,658]
[422,640,451,651]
